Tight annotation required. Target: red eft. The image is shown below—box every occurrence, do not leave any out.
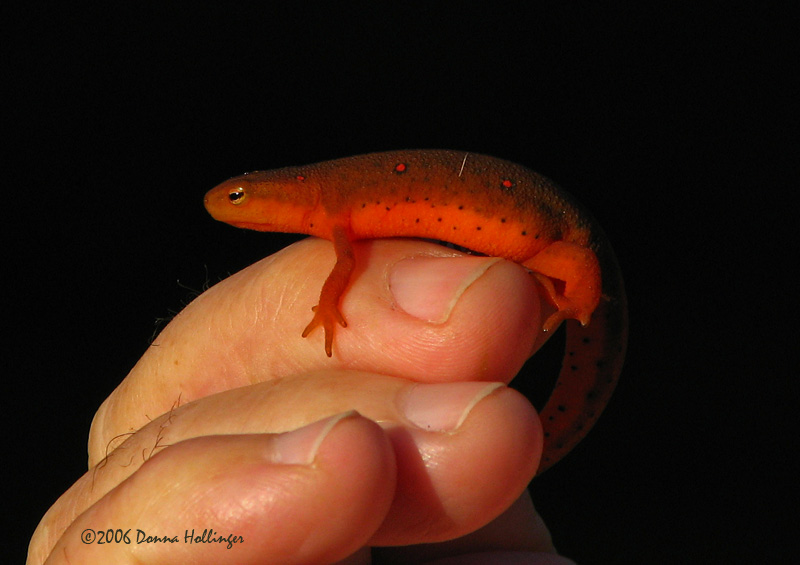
[204,149,628,472]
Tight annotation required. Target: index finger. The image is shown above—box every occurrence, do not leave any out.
[89,237,544,463]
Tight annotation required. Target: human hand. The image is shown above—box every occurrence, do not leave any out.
[28,238,574,564]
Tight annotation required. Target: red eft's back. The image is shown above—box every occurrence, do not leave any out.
[204,149,627,472]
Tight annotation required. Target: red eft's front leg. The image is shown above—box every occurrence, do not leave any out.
[300,225,353,357]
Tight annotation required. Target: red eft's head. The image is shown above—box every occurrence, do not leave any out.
[204,170,322,233]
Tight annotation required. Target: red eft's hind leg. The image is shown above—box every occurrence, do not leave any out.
[523,241,601,331]
[523,240,626,473]
[302,225,354,356]
[531,241,628,473]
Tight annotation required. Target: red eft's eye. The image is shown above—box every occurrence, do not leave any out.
[228,186,246,205]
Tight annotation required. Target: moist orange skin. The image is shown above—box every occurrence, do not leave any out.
[205,149,627,473]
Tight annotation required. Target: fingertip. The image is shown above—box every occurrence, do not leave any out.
[372,382,542,546]
[343,240,542,382]
[390,255,506,324]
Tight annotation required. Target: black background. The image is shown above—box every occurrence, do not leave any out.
[9,5,793,563]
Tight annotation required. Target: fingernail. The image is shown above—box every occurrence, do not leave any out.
[399,382,505,431]
[390,256,504,323]
[268,410,358,465]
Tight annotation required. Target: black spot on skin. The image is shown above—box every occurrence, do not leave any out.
[582,337,591,344]
[570,365,578,371]
[385,206,391,211]
[437,218,443,222]
[557,405,566,412]
[500,218,507,223]
[476,226,482,230]
[521,230,528,236]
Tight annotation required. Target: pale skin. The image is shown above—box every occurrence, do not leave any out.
[28,237,577,564]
